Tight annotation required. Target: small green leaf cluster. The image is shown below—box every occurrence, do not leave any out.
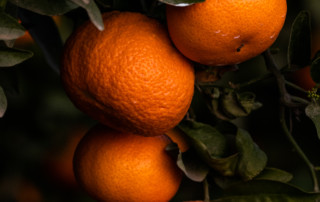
[202,87,262,121]
[169,118,320,201]
[177,120,267,181]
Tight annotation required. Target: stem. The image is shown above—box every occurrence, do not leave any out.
[280,106,319,192]
[263,49,319,192]
[230,72,273,89]
[285,80,309,94]
[203,178,210,202]
[263,49,306,108]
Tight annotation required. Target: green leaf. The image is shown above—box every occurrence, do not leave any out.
[9,0,78,15]
[254,167,293,183]
[221,90,262,119]
[0,86,7,118]
[69,0,104,31]
[288,10,312,69]
[212,180,320,202]
[159,0,205,7]
[305,102,320,140]
[310,57,320,84]
[236,128,267,180]
[209,153,239,177]
[0,11,25,40]
[178,120,228,158]
[0,46,33,67]
[177,149,209,182]
[178,120,241,177]
[205,88,261,121]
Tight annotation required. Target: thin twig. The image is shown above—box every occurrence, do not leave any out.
[263,49,307,108]
[280,106,319,192]
[263,49,319,192]
[285,80,309,94]
[230,72,273,89]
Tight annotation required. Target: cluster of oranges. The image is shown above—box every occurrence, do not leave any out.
[60,0,287,201]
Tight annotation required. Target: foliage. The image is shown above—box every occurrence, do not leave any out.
[1,0,320,201]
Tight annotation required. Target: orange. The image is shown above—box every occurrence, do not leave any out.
[166,0,287,66]
[165,127,190,152]
[61,11,195,137]
[292,66,316,90]
[73,124,183,202]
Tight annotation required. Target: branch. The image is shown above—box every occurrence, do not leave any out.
[280,106,319,192]
[262,49,308,107]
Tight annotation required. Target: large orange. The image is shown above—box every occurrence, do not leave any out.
[73,124,183,202]
[166,0,287,66]
[61,11,195,137]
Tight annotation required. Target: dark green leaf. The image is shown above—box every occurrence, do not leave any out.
[310,57,320,84]
[212,180,320,202]
[209,153,239,177]
[178,120,228,158]
[236,128,267,180]
[207,88,261,121]
[305,102,320,140]
[238,92,263,113]
[178,120,240,177]
[0,86,7,118]
[69,0,104,31]
[254,167,293,183]
[0,46,33,67]
[288,10,312,69]
[159,0,204,7]
[221,89,248,118]
[211,99,233,120]
[177,149,209,182]
[0,10,25,40]
[9,0,78,15]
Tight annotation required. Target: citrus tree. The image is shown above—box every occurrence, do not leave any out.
[1,0,320,201]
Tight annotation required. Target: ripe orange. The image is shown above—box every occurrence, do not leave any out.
[166,0,287,66]
[292,66,316,90]
[61,11,195,137]
[73,124,183,202]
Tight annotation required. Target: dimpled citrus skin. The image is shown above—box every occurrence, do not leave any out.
[73,124,183,202]
[166,0,287,66]
[61,11,195,136]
